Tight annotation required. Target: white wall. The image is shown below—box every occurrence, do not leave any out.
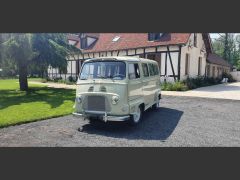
[230,71,240,81]
[180,33,207,80]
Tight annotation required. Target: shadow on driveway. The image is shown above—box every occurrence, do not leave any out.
[80,107,183,141]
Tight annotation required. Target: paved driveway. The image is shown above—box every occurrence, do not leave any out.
[0,96,239,147]
[162,82,240,100]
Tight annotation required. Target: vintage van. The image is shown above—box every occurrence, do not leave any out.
[73,56,161,125]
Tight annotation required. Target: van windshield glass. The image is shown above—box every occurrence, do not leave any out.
[80,61,126,80]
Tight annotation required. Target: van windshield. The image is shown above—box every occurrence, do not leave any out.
[80,61,126,80]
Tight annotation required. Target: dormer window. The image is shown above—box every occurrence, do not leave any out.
[148,33,164,41]
[112,36,120,42]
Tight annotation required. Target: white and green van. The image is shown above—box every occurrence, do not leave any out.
[73,56,161,125]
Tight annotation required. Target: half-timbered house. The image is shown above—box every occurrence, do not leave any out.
[48,33,231,82]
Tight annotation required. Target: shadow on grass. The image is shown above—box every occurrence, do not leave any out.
[80,107,183,141]
[0,87,75,110]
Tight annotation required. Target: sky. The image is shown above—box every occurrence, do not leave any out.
[210,33,220,40]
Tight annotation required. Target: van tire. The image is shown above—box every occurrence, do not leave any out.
[129,106,143,126]
[152,102,159,110]
[88,117,98,123]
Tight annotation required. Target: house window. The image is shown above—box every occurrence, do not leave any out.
[194,33,197,47]
[148,33,164,41]
[212,66,215,77]
[185,53,190,75]
[206,65,210,76]
[198,57,202,76]
[147,54,156,60]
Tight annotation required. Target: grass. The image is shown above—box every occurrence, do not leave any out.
[0,79,75,128]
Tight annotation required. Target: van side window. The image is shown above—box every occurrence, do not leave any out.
[148,63,155,76]
[129,63,140,79]
[142,63,149,77]
[153,64,159,75]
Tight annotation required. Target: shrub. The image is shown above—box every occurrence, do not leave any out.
[68,76,77,82]
[182,76,222,90]
[222,72,236,82]
[161,81,188,91]
[53,77,62,82]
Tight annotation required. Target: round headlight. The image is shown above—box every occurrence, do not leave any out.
[76,96,82,103]
[112,95,119,104]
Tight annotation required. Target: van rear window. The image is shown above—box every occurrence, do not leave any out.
[148,63,159,76]
[142,63,149,77]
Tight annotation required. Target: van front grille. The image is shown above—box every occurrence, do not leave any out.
[83,95,111,112]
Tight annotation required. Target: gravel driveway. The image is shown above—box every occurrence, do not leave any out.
[0,96,240,147]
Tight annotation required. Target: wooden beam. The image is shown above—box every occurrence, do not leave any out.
[111,51,113,56]
[117,51,120,56]
[71,60,72,77]
[165,52,167,76]
[167,46,176,81]
[177,45,182,81]
[126,49,128,56]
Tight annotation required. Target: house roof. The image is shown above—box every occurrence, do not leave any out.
[207,53,231,67]
[82,33,191,53]
[67,34,80,49]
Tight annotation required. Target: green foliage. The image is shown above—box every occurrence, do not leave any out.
[0,33,81,90]
[161,76,223,91]
[236,60,240,70]
[182,76,222,90]
[212,33,240,66]
[161,81,188,91]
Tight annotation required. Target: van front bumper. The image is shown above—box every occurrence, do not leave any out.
[72,111,130,122]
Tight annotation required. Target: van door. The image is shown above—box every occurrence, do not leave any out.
[141,63,152,107]
[128,63,142,102]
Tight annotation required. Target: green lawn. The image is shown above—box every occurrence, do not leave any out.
[0,79,76,128]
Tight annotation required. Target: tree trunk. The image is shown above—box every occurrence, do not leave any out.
[19,63,28,91]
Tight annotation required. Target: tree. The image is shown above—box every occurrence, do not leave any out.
[212,33,240,66]
[1,33,36,91]
[31,33,81,78]
[0,33,81,91]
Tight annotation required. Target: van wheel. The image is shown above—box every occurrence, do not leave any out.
[152,102,159,110]
[129,106,143,125]
[88,117,98,123]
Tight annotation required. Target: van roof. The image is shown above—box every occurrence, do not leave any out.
[84,56,157,63]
